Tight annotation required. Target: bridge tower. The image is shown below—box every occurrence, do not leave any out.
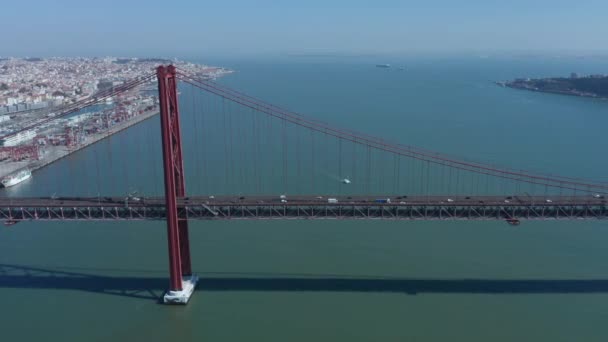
[157,65,198,304]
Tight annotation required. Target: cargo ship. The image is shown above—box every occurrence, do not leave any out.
[376,64,391,68]
[1,169,32,188]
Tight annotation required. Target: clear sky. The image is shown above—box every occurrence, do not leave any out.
[2,0,607,57]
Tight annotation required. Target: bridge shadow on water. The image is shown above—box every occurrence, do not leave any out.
[2,263,608,302]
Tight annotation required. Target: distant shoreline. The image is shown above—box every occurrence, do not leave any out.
[496,74,608,100]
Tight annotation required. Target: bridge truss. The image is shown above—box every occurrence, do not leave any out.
[1,196,605,222]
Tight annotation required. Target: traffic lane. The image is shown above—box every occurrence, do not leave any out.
[0,195,604,207]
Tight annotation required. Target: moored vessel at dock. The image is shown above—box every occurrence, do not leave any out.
[1,168,32,188]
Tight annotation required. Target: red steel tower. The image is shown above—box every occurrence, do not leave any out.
[157,65,197,304]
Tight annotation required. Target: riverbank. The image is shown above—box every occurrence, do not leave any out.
[0,109,159,179]
[497,75,608,99]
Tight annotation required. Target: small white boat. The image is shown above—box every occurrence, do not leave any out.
[342,178,351,184]
[1,169,32,188]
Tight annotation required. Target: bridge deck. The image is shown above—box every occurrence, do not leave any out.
[1,195,606,222]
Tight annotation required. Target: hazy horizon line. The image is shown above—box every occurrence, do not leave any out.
[3,49,608,61]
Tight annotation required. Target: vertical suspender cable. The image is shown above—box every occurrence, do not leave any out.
[201,91,208,195]
[367,145,372,194]
[228,101,235,193]
[311,129,315,193]
[418,158,423,199]
[426,160,430,201]
[282,117,287,194]
[257,109,262,193]
[393,155,398,195]
[191,84,201,195]
[325,130,329,194]
[237,102,244,192]
[222,97,229,193]
[251,108,258,194]
[338,138,342,194]
[94,146,101,198]
[352,139,356,195]
[297,124,302,194]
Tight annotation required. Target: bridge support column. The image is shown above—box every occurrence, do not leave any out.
[157,65,197,304]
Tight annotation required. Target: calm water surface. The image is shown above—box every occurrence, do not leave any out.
[1,55,608,341]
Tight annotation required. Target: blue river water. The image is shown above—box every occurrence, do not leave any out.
[1,54,608,341]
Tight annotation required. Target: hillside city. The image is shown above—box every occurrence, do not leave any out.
[0,57,229,115]
[0,57,232,181]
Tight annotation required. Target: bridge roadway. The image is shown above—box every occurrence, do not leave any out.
[0,195,606,222]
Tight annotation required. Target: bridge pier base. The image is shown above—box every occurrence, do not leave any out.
[163,274,199,304]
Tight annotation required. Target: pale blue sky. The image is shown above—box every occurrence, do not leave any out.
[2,0,606,57]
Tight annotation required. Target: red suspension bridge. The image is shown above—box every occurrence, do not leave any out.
[0,65,606,304]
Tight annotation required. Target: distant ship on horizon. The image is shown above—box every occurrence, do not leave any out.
[376,64,391,68]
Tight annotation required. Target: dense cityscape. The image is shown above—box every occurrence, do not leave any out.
[0,57,229,114]
[0,57,232,182]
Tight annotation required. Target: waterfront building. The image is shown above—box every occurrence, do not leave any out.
[0,129,36,147]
